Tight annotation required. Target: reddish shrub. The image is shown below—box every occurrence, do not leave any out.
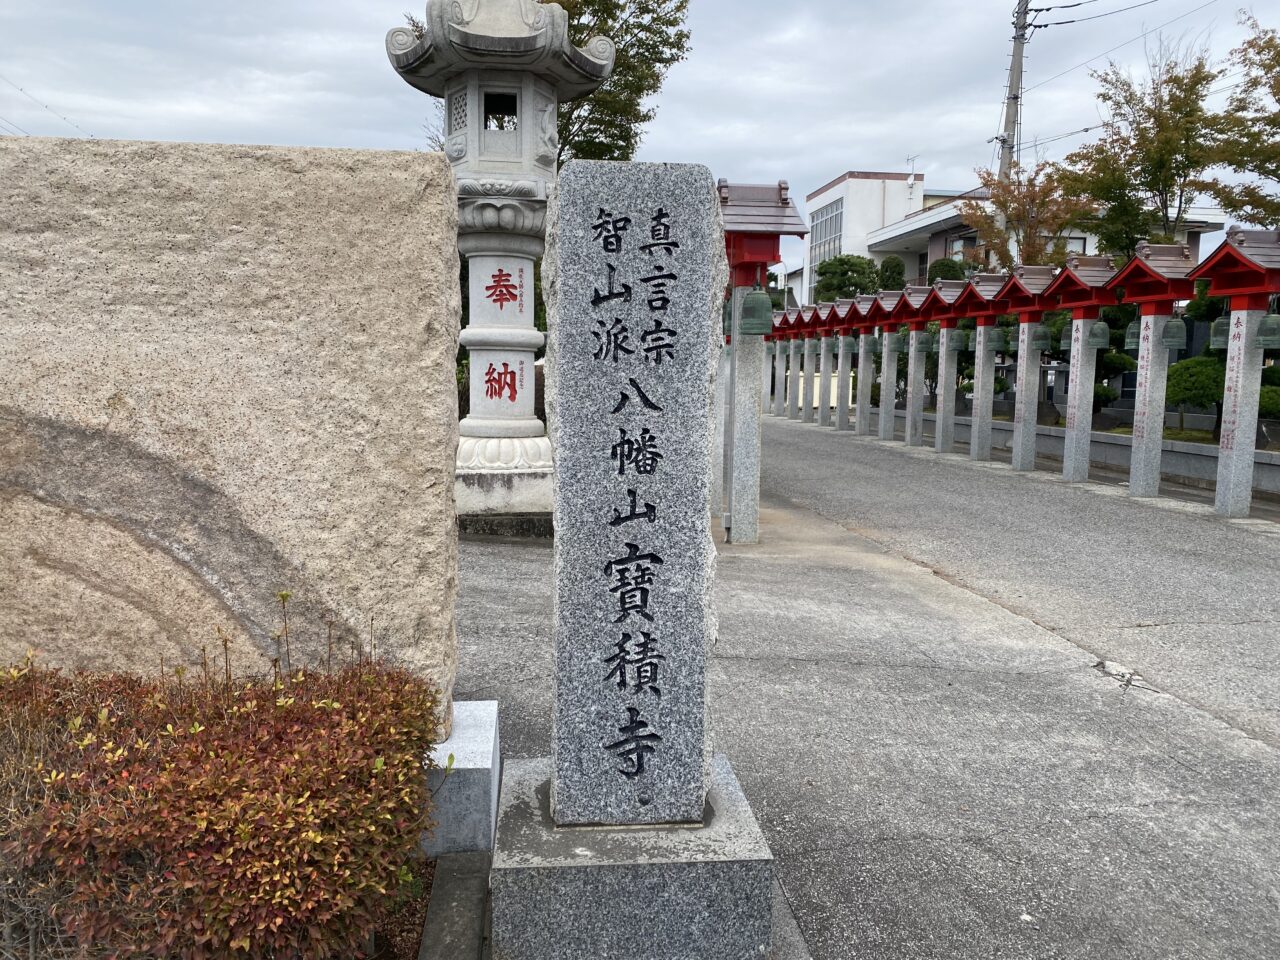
[1,660,440,959]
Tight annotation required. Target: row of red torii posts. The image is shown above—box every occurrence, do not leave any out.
[762,228,1280,518]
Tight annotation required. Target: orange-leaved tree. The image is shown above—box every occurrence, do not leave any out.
[957,162,1093,270]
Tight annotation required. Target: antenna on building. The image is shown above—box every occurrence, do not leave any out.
[906,155,920,194]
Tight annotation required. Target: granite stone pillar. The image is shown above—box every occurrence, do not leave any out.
[772,341,788,417]
[500,159,774,960]
[855,333,875,435]
[1215,307,1267,517]
[783,343,793,422]
[835,335,854,431]
[712,343,729,521]
[878,331,899,441]
[801,337,818,424]
[757,343,768,414]
[1011,322,1041,471]
[1128,313,1172,497]
[935,327,959,453]
[1063,317,1101,483]
[729,288,764,545]
[970,325,996,461]
[817,336,834,427]
[904,330,926,447]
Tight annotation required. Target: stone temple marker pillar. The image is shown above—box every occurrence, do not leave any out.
[836,332,854,431]
[855,329,875,435]
[1127,310,1173,496]
[1062,315,1102,483]
[387,0,615,529]
[935,325,960,453]
[801,334,819,423]
[773,337,788,417]
[1216,306,1268,516]
[878,329,900,441]
[817,332,835,427]
[970,324,997,461]
[490,159,775,960]
[904,327,927,446]
[787,337,802,419]
[1011,319,1043,471]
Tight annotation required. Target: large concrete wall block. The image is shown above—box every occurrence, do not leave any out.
[0,137,462,718]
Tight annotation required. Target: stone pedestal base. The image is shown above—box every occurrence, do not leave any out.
[422,701,500,857]
[490,755,774,960]
[456,435,554,522]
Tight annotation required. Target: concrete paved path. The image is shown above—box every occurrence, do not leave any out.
[455,416,1280,960]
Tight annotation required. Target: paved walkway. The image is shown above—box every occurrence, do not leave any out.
[455,416,1280,960]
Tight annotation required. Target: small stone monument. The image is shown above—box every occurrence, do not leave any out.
[489,160,776,959]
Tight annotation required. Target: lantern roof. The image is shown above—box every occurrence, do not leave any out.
[1107,242,1196,303]
[901,285,932,310]
[387,0,615,101]
[1188,228,1280,297]
[920,279,967,321]
[1043,255,1120,309]
[877,290,905,315]
[996,264,1057,311]
[951,273,1009,318]
[718,180,809,237]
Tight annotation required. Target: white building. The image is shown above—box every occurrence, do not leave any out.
[801,169,1227,305]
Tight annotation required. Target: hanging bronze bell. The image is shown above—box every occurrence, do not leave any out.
[1030,325,1051,352]
[1210,316,1230,350]
[1256,314,1280,350]
[1160,317,1188,351]
[1088,320,1112,350]
[1125,320,1141,351]
[1059,325,1074,352]
[739,288,776,336]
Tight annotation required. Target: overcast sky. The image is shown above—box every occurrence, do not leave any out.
[0,0,1258,266]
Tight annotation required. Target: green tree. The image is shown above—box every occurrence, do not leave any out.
[927,258,967,284]
[408,1,690,162]
[1261,386,1280,421]
[878,255,906,291]
[1167,355,1226,439]
[1204,15,1280,226]
[1063,42,1220,249]
[814,255,880,301]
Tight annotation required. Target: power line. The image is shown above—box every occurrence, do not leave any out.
[0,72,95,138]
[1033,0,1164,28]
[1030,0,1106,11]
[1024,0,1222,92]
[0,114,31,136]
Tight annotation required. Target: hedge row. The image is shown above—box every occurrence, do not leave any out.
[1,657,441,959]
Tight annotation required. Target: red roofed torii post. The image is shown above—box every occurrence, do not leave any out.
[1189,227,1280,517]
[1106,243,1197,497]
[998,265,1057,473]
[952,275,1009,461]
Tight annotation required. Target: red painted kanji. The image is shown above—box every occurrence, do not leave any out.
[485,268,519,310]
[485,362,517,402]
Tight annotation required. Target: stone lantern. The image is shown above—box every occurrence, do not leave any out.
[387,1,615,523]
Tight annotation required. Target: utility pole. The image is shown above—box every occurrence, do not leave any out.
[991,0,1031,267]
[998,0,1031,183]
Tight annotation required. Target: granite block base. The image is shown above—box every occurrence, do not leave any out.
[490,754,775,960]
[423,701,501,857]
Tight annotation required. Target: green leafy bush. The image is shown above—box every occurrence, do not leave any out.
[1261,365,1280,388]
[1260,385,1280,421]
[926,258,967,285]
[878,255,906,291]
[2,658,440,960]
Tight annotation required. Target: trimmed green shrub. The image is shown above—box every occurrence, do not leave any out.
[1260,385,1280,421]
[2,659,440,960]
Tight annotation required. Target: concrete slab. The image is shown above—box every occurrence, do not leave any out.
[455,430,1280,958]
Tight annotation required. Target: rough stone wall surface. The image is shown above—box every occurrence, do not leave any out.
[0,138,460,708]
